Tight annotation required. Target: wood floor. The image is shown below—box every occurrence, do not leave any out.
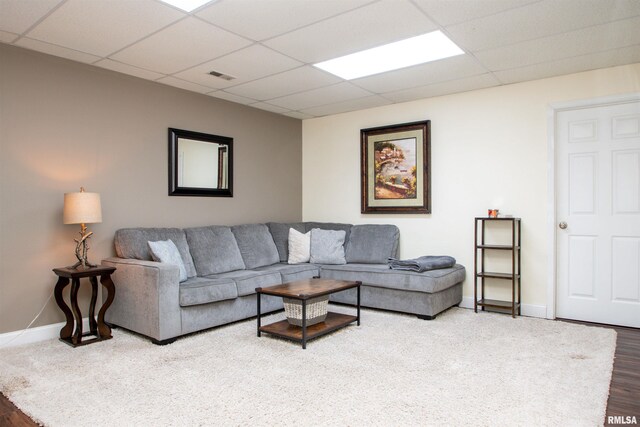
[0,321,638,426]
[562,321,640,426]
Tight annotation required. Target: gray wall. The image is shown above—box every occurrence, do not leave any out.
[0,44,302,333]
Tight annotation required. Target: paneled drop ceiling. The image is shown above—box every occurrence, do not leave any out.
[1,0,639,119]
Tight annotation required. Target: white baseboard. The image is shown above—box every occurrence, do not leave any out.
[459,297,547,319]
[0,299,547,348]
[0,318,90,348]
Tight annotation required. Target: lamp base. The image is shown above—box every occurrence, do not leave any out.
[72,226,97,270]
[68,260,98,270]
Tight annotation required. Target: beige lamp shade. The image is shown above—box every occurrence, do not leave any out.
[63,190,102,225]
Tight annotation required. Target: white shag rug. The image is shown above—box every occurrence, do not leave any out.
[0,307,616,427]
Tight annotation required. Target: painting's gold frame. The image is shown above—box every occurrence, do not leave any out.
[361,120,431,214]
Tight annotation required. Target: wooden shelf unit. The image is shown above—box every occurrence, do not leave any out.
[474,217,521,318]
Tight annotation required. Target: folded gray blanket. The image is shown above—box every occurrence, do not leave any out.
[388,256,456,272]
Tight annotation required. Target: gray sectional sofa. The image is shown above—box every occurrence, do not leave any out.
[102,222,465,344]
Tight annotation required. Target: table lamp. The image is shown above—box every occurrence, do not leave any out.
[63,187,102,269]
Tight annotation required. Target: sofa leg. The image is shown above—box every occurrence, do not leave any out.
[417,314,436,320]
[151,337,177,346]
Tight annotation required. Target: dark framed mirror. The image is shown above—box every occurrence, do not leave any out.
[168,128,233,197]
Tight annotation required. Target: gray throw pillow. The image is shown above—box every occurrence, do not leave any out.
[309,228,346,265]
[115,228,197,278]
[148,240,187,282]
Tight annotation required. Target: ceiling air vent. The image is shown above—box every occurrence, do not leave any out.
[208,70,235,81]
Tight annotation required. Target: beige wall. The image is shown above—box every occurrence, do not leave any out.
[302,63,640,315]
[0,44,302,333]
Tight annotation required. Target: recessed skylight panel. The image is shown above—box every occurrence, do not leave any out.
[314,31,464,80]
[159,0,212,12]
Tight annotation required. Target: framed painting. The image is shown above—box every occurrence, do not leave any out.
[361,120,431,214]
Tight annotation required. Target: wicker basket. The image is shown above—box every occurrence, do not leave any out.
[283,295,329,326]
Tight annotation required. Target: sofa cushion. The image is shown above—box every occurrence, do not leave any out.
[310,228,346,265]
[254,263,320,283]
[304,222,352,245]
[179,277,238,307]
[114,228,197,278]
[208,270,282,297]
[231,224,280,269]
[185,226,245,276]
[267,222,306,262]
[148,239,188,282]
[346,224,400,263]
[319,263,466,293]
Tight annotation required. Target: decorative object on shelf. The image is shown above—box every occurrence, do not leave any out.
[63,187,102,269]
[283,295,329,326]
[168,128,233,197]
[488,209,499,218]
[361,120,431,214]
[474,217,521,317]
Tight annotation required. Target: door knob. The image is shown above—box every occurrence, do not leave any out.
[558,222,567,229]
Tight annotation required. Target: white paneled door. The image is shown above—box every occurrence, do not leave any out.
[556,98,640,328]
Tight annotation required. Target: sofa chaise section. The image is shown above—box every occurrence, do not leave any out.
[320,263,465,319]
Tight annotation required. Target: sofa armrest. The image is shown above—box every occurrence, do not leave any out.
[101,257,182,341]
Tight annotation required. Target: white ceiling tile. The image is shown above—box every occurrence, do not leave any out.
[26,0,184,57]
[413,0,538,26]
[0,30,19,43]
[110,17,251,74]
[264,0,438,63]
[267,82,372,110]
[0,0,62,34]
[207,90,257,105]
[382,73,500,103]
[446,0,640,52]
[283,111,315,120]
[300,95,391,117]
[196,0,372,41]
[225,66,341,100]
[14,37,101,63]
[156,76,213,93]
[494,44,640,84]
[475,16,640,71]
[173,44,302,89]
[352,55,487,93]
[249,102,291,114]
[94,59,165,81]
[4,0,639,118]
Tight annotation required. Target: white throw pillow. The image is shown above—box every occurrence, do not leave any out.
[309,228,346,265]
[288,228,311,264]
[148,239,188,282]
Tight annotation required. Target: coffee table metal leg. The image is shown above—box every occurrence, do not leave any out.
[357,284,361,326]
[256,292,261,337]
[301,300,307,349]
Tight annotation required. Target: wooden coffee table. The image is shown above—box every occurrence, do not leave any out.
[256,278,361,349]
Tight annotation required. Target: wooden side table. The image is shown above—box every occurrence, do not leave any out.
[53,265,116,347]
